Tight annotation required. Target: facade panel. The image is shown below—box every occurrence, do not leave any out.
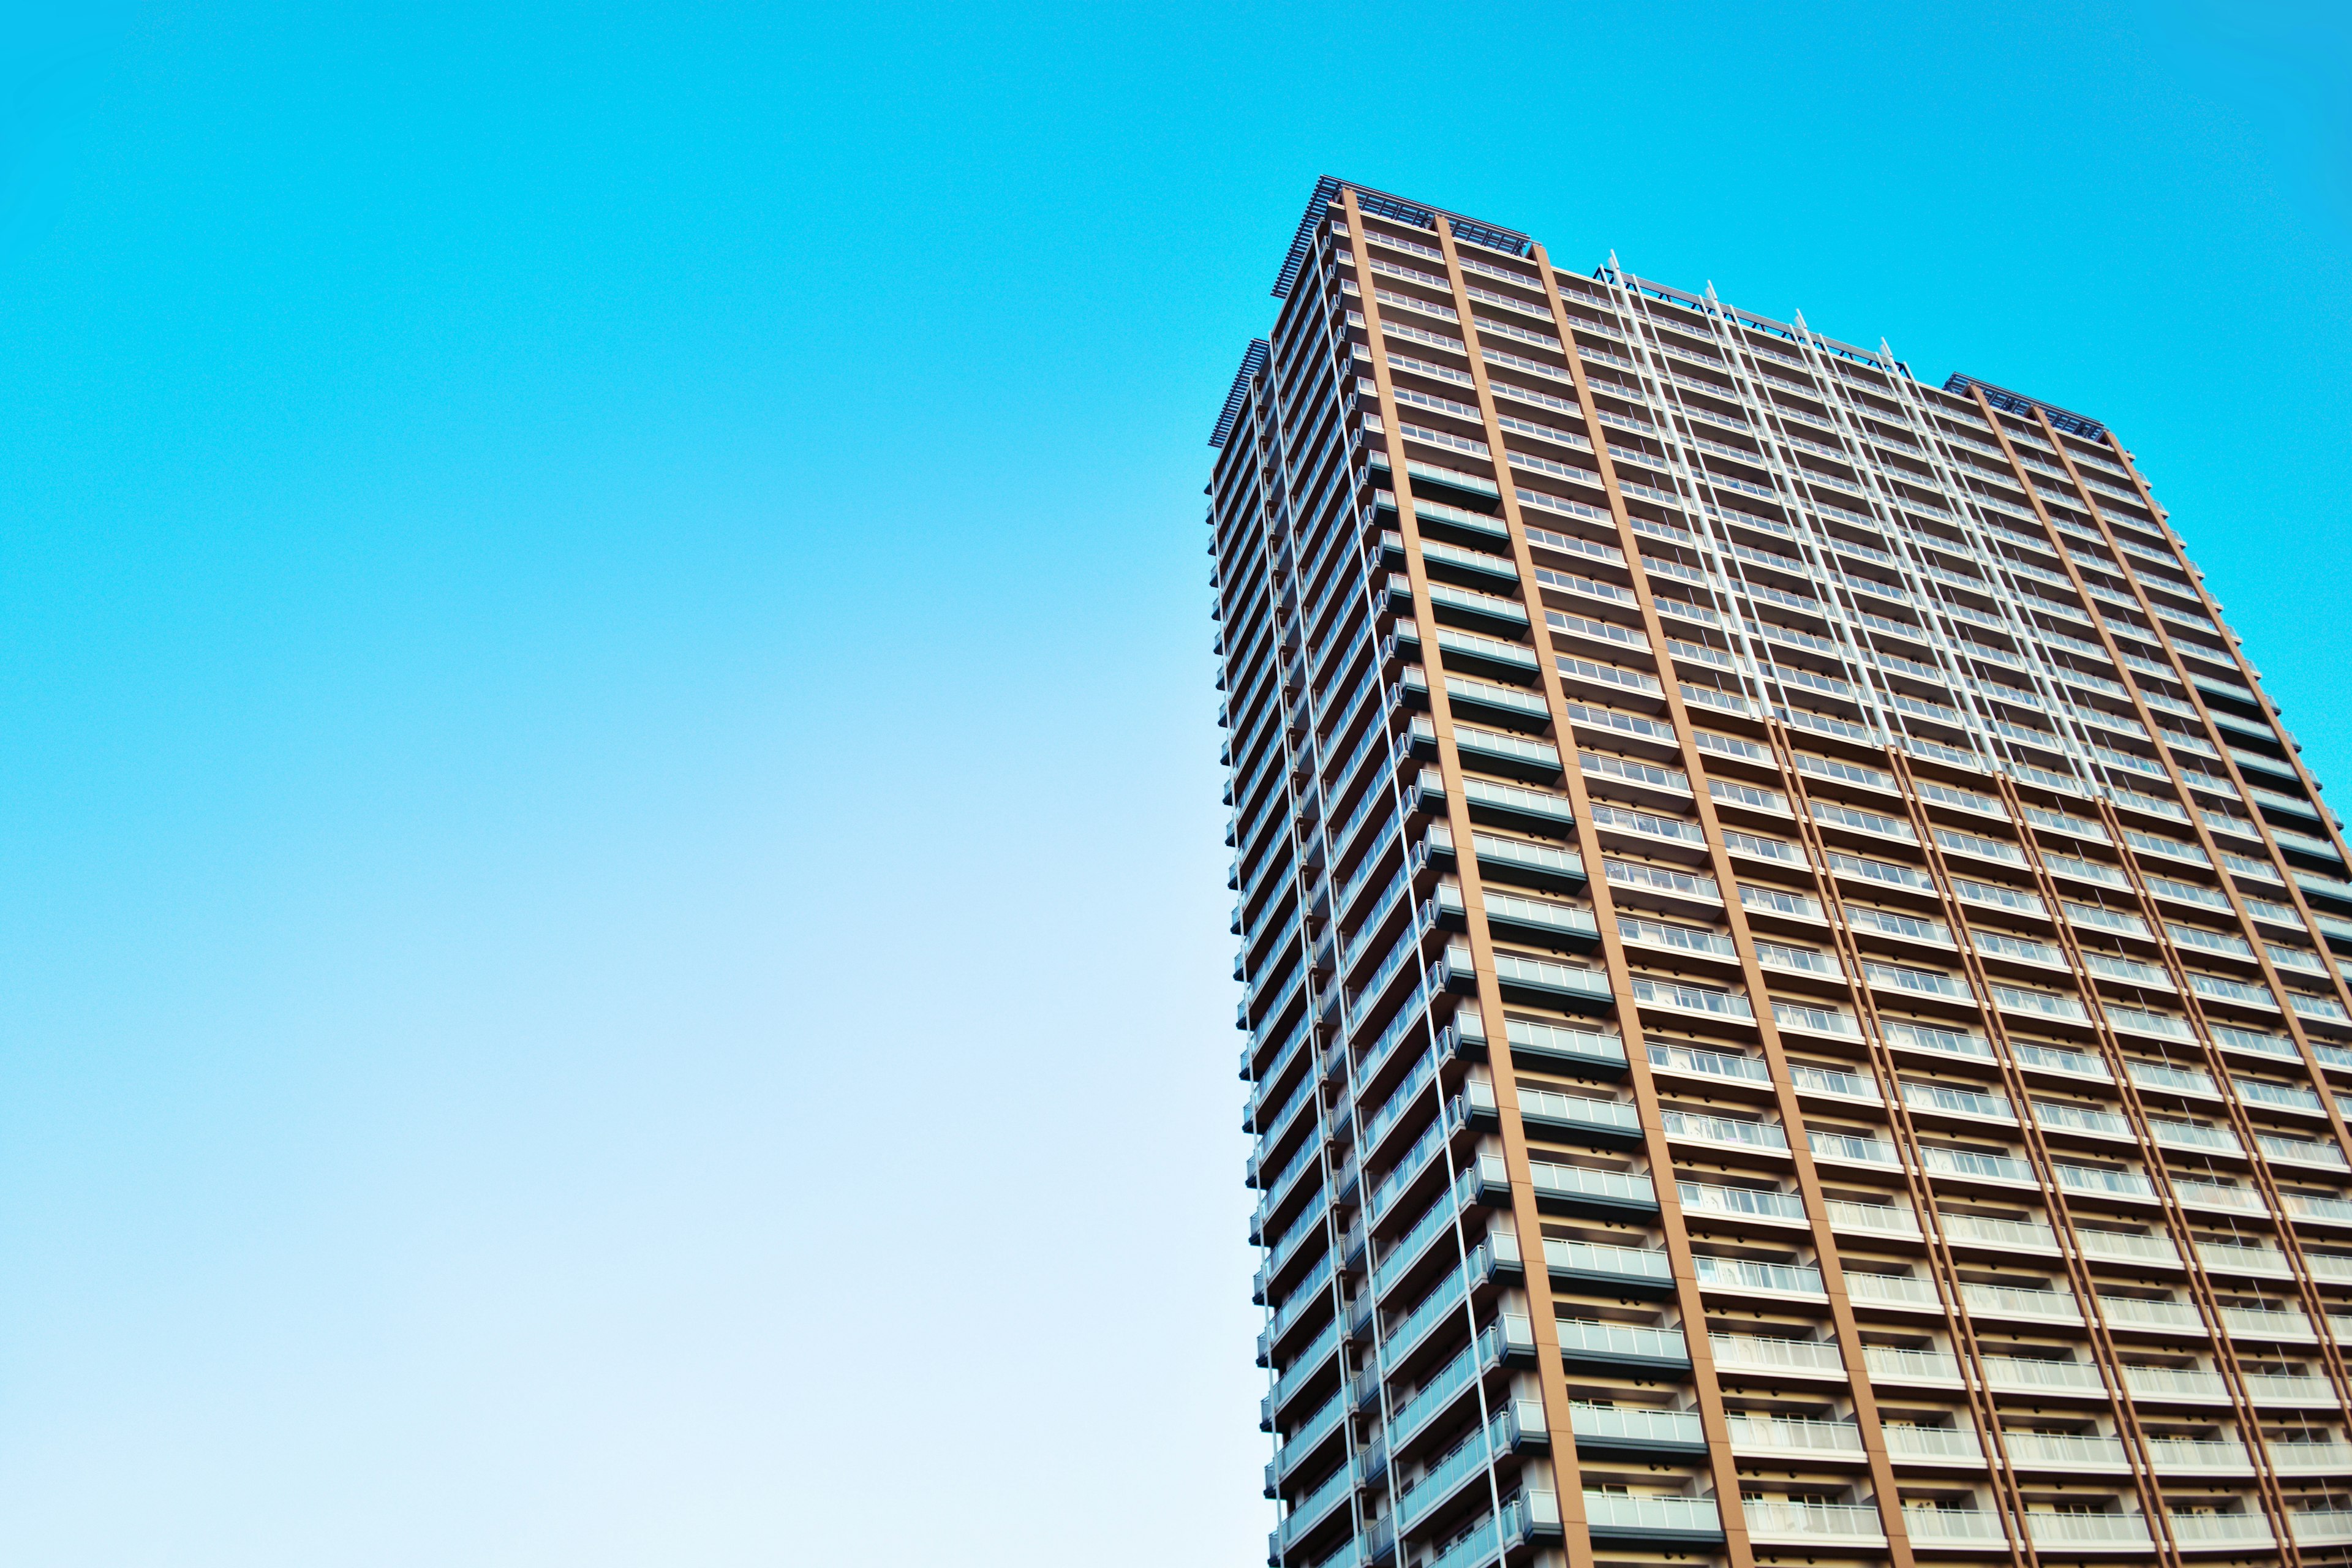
[1213,179,2352,1568]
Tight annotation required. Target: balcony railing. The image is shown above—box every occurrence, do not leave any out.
[2294,1510,2352,1547]
[1866,1344,1964,1384]
[2122,1363,2227,1400]
[1583,1492,1724,1541]
[1691,1254,1825,1297]
[1742,1499,1887,1545]
[1902,1506,2005,1545]
[2144,1436,2252,1472]
[1555,1315,1689,1368]
[2022,1511,2152,1548]
[2165,1511,2274,1548]
[1725,1414,1864,1455]
[1882,1422,1981,1461]
[1983,1354,2105,1394]
[2002,1430,2127,1469]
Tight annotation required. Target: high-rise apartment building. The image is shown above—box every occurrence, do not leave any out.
[1210,179,2352,1568]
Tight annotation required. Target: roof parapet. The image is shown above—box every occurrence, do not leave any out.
[1208,339,1270,448]
[1272,176,1530,300]
[1944,374,2106,441]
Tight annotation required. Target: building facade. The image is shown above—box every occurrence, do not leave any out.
[1211,179,2352,1568]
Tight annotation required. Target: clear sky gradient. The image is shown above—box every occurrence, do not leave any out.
[2,4,2348,1562]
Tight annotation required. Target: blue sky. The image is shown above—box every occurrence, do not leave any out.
[1,2,2347,1562]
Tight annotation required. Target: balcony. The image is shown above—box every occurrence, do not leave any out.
[1471,832,1586,892]
[1920,1145,2037,1187]
[1680,1180,1807,1227]
[1660,1109,1787,1155]
[2122,1363,2227,1401]
[1490,951,1610,1011]
[2294,1510,2352,1548]
[2218,1302,2315,1341]
[1514,1085,1640,1147]
[2268,1439,2352,1472]
[1451,722,1561,783]
[1865,1344,1964,1386]
[2243,1370,2337,1405]
[1268,1455,1359,1560]
[2165,1511,2274,1550]
[1479,888,1597,949]
[1882,1422,1981,1464]
[2174,1176,2265,1215]
[1983,1354,2106,1396]
[1527,1158,1658,1219]
[2002,1429,2127,1470]
[1545,1237,1674,1296]
[1691,1254,1825,1299]
[2054,1161,2155,1201]
[1964,1281,2084,1325]
[1939,1211,2057,1253]
[1725,1413,1864,1458]
[1378,1314,1534,1450]
[2145,1436,2252,1475]
[2098,1294,2201,1334]
[1809,1129,1903,1169]
[1714,1331,1844,1379]
[2076,1227,2179,1267]
[1902,1506,2005,1546]
[1395,1398,1545,1532]
[1417,1491,1560,1568]
[1742,1499,1887,1548]
[1555,1314,1690,1373]
[2022,1511,2153,1550]
[1570,1400,1706,1458]
[1648,1041,1771,1087]
[1828,1199,1922,1240]
[1582,1492,1725,1548]
[1844,1270,1939,1310]
[1504,1016,1625,1074]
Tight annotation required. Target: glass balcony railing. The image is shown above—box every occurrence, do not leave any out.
[1921,1145,2037,1185]
[1713,1331,1842,1376]
[1528,1158,1657,1214]
[1691,1254,1823,1296]
[1964,1282,2083,1323]
[2075,1227,2177,1266]
[1982,1354,2105,1394]
[2002,1430,2127,1468]
[2218,1303,2315,1341]
[1725,1414,1863,1455]
[1679,1180,1805,1224]
[1881,1422,1981,1461]
[1902,1507,2005,1545]
[1546,1236,1673,1288]
[1660,1109,1787,1151]
[1556,1314,1687,1370]
[2165,1512,2274,1548]
[2293,1510,2352,1547]
[1583,1492,1724,1541]
[2244,1370,2335,1404]
[1844,1270,1939,1308]
[1570,1400,1705,1451]
[1940,1211,2058,1252]
[1648,1041,1770,1085]
[1514,1085,1639,1140]
[2122,1363,2227,1400]
[2144,1436,2252,1472]
[1865,1344,1963,1384]
[2269,1440,2352,1473]
[1743,1499,1886,1544]
[2023,1511,2152,1548]
[2092,1294,2201,1332]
